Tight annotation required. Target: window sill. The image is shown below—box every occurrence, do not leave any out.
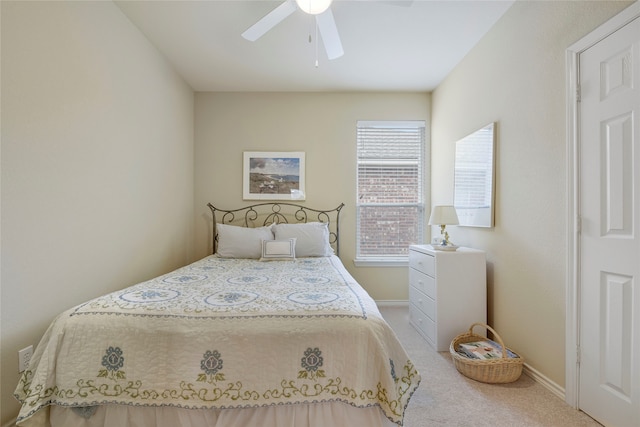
[353,258,409,267]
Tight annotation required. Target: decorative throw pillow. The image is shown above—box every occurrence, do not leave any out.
[260,238,296,261]
[272,222,333,257]
[216,224,274,259]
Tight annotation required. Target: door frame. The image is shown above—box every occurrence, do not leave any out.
[565,1,640,409]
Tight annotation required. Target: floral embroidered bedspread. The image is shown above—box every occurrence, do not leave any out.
[15,255,420,426]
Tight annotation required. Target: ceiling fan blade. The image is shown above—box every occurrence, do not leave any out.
[315,8,343,60]
[241,0,297,42]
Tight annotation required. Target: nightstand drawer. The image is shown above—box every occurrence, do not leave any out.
[409,249,434,276]
[409,268,435,299]
[408,285,435,320]
[409,303,436,345]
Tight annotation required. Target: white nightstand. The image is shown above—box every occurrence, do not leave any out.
[408,245,487,351]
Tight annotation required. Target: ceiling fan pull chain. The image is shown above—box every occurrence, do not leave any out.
[315,17,319,67]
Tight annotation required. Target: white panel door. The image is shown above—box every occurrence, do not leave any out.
[579,16,640,426]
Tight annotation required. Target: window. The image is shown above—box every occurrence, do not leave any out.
[356,121,427,265]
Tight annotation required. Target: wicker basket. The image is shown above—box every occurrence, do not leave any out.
[450,322,524,384]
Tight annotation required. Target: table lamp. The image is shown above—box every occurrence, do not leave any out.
[428,205,459,250]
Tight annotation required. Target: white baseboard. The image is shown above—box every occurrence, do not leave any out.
[375,300,409,307]
[523,363,565,400]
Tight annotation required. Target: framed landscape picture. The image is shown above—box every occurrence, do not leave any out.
[243,152,306,200]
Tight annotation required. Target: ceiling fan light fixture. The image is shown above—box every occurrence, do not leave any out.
[295,0,333,15]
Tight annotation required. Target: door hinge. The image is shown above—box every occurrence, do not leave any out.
[576,345,581,366]
[576,84,581,103]
[576,215,582,234]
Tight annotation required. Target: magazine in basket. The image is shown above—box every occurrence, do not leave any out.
[457,340,519,360]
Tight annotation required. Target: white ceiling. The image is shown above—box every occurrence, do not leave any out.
[114,0,514,92]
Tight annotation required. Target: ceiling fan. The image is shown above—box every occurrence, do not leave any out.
[242,0,344,60]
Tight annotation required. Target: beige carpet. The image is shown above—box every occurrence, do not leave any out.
[378,305,601,427]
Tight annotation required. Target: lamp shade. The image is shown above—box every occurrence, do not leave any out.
[295,0,333,15]
[428,205,459,226]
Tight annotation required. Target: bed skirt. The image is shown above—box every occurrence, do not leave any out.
[45,402,398,427]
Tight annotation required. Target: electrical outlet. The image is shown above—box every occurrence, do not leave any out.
[18,345,33,373]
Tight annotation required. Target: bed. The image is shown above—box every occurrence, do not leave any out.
[14,202,420,427]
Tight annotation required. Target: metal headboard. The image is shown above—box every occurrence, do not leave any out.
[207,202,345,256]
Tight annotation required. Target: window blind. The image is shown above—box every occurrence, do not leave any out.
[356,121,426,259]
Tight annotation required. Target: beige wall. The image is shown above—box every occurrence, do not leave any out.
[0,1,194,423]
[431,0,632,388]
[194,92,430,300]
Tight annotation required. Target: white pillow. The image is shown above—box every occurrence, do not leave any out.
[216,224,274,259]
[272,222,333,257]
[260,238,296,261]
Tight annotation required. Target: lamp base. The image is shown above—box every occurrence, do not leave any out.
[431,244,459,251]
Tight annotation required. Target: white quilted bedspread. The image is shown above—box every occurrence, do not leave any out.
[15,255,420,426]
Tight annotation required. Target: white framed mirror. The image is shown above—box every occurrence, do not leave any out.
[453,122,496,228]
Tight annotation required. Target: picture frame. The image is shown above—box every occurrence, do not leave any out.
[243,152,306,200]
